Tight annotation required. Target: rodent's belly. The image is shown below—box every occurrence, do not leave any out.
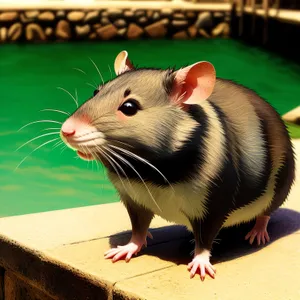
[129,185,190,227]
[110,177,207,230]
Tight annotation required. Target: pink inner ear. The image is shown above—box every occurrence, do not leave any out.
[172,62,216,105]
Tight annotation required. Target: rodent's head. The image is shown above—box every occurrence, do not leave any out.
[60,51,216,167]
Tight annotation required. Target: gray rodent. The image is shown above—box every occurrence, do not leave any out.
[60,51,295,280]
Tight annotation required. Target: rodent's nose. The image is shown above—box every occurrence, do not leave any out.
[61,120,76,137]
[61,129,75,137]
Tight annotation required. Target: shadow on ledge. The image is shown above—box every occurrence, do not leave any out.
[108,208,300,266]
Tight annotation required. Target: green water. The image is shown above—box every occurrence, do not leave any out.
[0,39,299,217]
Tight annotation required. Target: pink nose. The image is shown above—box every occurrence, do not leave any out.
[61,129,75,137]
[61,120,76,137]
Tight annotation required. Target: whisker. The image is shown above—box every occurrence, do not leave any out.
[84,146,91,170]
[75,89,79,106]
[92,158,95,172]
[104,145,162,212]
[110,144,174,192]
[89,57,105,85]
[86,82,97,90]
[95,145,133,192]
[108,64,113,80]
[95,159,101,173]
[106,139,134,149]
[52,140,63,149]
[40,108,70,116]
[73,67,98,89]
[73,67,86,75]
[41,127,61,132]
[96,147,129,194]
[14,137,59,171]
[57,86,78,108]
[94,152,105,177]
[60,145,67,154]
[18,120,62,132]
[16,131,60,151]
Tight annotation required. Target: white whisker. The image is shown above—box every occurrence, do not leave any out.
[41,127,61,132]
[95,145,133,192]
[108,64,113,80]
[52,140,63,149]
[94,153,105,177]
[110,144,174,192]
[89,57,105,85]
[95,159,101,173]
[110,140,134,149]
[73,67,98,89]
[60,145,67,154]
[18,120,62,132]
[86,82,97,90]
[40,108,70,116]
[73,67,86,75]
[104,145,162,212]
[57,86,78,108]
[16,131,60,151]
[14,137,59,171]
[75,89,78,106]
[97,147,129,193]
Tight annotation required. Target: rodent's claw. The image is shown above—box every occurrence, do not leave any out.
[188,251,216,281]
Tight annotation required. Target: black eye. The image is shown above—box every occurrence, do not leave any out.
[93,89,99,96]
[119,99,140,116]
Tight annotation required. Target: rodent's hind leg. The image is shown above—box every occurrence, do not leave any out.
[104,195,154,263]
[245,215,270,246]
[188,215,225,281]
[244,149,295,246]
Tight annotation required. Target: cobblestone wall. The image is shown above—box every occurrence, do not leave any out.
[0,9,230,43]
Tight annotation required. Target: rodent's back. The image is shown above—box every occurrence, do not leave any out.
[211,78,294,171]
[207,78,295,226]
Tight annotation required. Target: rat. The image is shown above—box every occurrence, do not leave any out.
[60,50,295,280]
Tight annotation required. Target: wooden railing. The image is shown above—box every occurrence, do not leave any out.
[236,0,282,44]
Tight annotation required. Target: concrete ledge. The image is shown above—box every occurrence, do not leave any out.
[0,2,231,11]
[0,140,299,299]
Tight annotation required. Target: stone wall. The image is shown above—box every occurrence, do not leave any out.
[0,9,230,43]
[0,267,4,300]
[1,270,55,300]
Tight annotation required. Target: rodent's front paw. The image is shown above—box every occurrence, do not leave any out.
[188,251,216,281]
[104,241,144,263]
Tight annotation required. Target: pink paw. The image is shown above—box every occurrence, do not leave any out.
[104,232,152,263]
[245,216,270,246]
[245,228,270,245]
[187,250,216,281]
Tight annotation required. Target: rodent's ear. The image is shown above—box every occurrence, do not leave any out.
[170,61,216,105]
[114,50,134,75]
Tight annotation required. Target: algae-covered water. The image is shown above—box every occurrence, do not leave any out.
[0,39,299,217]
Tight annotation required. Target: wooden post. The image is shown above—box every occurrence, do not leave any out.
[251,0,257,37]
[262,0,269,45]
[238,0,245,37]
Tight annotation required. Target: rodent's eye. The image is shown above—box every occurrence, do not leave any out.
[93,89,99,96]
[119,99,140,116]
